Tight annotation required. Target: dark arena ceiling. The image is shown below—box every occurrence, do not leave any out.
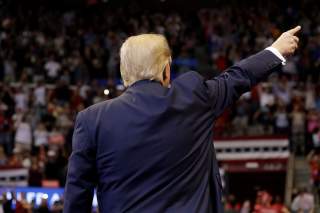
[2,0,309,12]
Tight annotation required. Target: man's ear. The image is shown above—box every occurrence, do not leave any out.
[163,68,167,81]
[162,63,171,87]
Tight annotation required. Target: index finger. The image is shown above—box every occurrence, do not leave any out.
[286,26,301,35]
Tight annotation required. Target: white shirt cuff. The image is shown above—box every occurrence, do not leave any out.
[265,46,286,65]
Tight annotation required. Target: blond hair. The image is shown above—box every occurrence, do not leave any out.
[120,34,171,87]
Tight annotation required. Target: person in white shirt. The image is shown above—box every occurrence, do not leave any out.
[291,188,315,213]
[259,84,275,108]
[34,123,49,147]
[79,83,90,100]
[14,87,28,111]
[274,105,289,134]
[33,81,46,106]
[14,116,32,152]
[305,82,316,110]
[44,55,61,82]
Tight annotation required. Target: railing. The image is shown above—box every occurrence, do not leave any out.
[0,167,29,187]
[285,154,295,206]
[215,137,290,161]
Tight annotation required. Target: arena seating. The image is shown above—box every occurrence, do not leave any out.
[0,0,320,212]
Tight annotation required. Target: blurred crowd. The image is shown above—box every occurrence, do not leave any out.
[0,189,315,213]
[0,192,63,213]
[0,0,320,212]
[224,189,315,213]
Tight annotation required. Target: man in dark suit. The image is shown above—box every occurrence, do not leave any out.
[64,26,300,213]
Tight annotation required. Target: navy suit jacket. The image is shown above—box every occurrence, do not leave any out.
[64,50,282,213]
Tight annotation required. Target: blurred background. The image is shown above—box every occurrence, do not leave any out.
[0,0,319,212]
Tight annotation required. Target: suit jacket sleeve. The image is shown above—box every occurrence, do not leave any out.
[205,50,282,118]
[63,111,97,213]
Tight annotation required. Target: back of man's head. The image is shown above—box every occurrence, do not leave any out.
[120,34,171,87]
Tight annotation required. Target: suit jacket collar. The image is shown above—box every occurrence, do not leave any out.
[129,79,162,87]
[125,79,168,96]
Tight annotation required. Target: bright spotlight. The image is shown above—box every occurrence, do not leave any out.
[104,89,110,96]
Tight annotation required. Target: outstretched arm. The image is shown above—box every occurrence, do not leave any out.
[206,26,300,118]
[64,111,97,213]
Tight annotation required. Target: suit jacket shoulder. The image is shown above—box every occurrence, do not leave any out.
[171,71,209,103]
